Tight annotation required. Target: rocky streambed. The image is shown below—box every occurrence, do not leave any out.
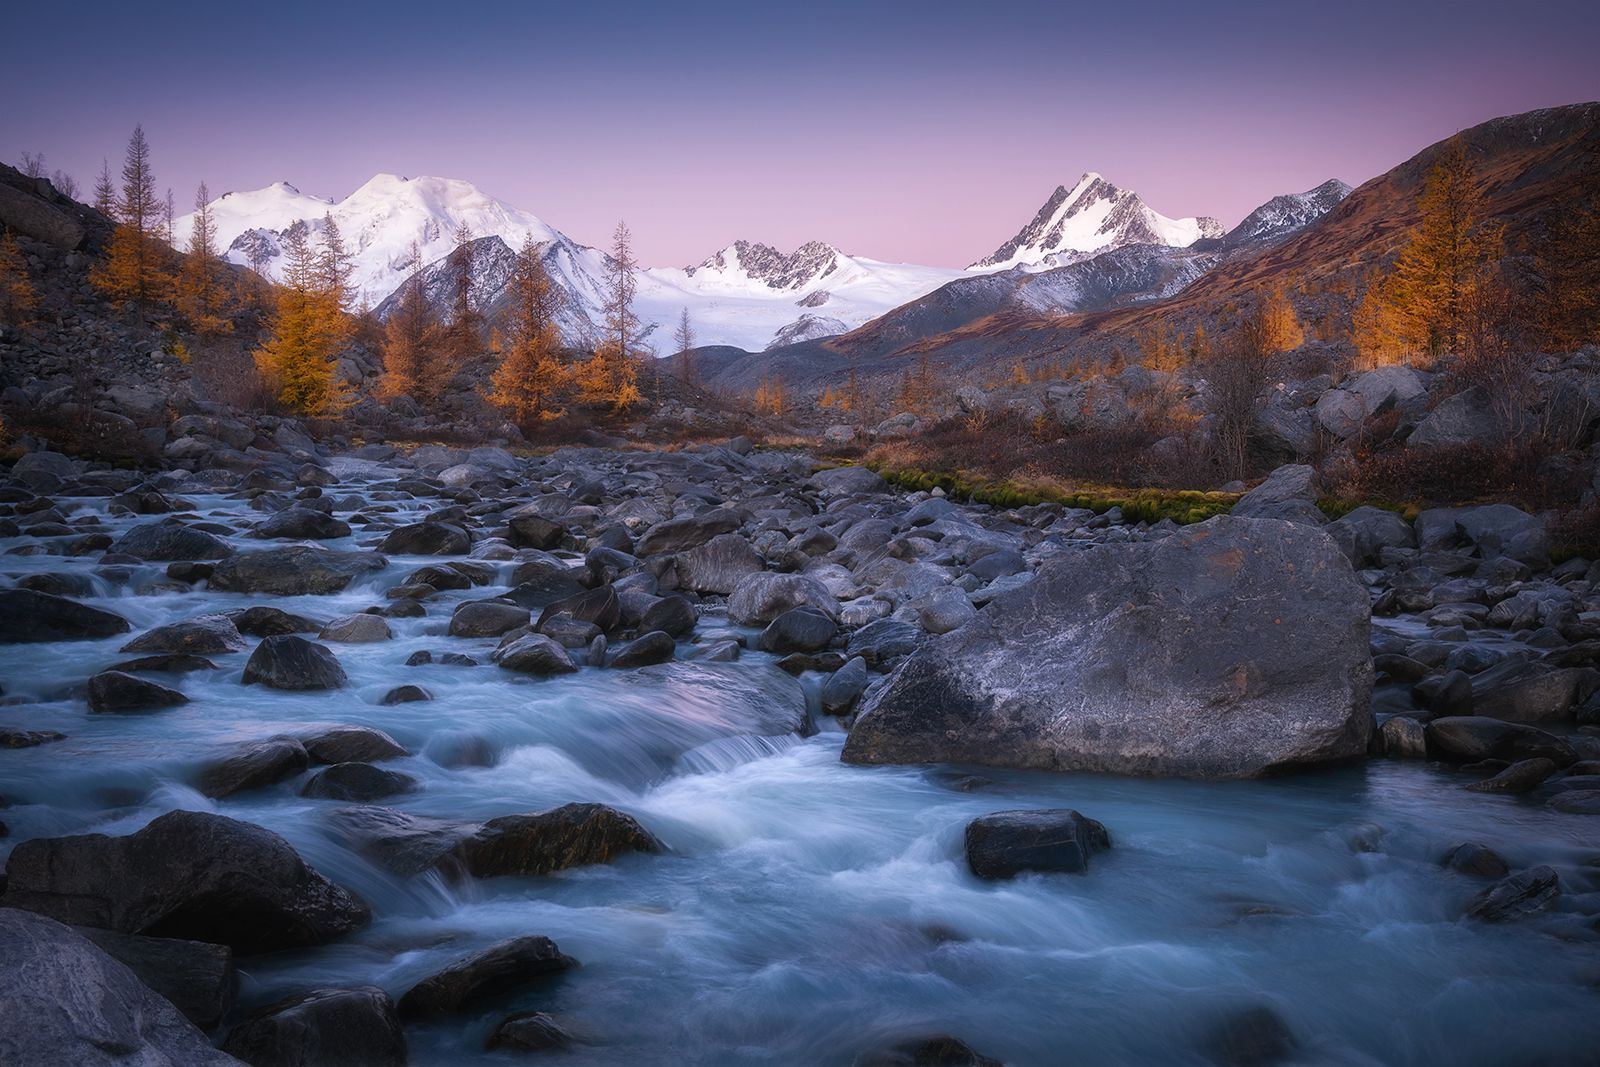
[1,443,1598,1066]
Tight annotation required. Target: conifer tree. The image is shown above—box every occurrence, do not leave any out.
[1531,143,1600,350]
[440,222,482,385]
[1257,286,1305,353]
[0,232,37,327]
[379,243,441,402]
[674,307,695,385]
[319,213,353,311]
[254,227,347,414]
[489,236,569,421]
[176,181,231,335]
[593,220,641,410]
[94,125,172,308]
[92,159,116,217]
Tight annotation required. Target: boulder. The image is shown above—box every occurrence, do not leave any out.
[858,1036,1003,1067]
[728,572,840,626]
[398,936,577,1019]
[110,522,235,561]
[487,1011,575,1052]
[301,763,417,802]
[608,630,677,668]
[494,633,580,675]
[636,510,742,555]
[453,803,661,878]
[1314,389,1366,439]
[222,987,405,1067]
[449,600,530,638]
[536,585,621,633]
[1326,506,1415,566]
[846,619,923,667]
[675,532,764,594]
[757,607,838,654]
[807,466,887,496]
[1347,365,1428,415]
[822,657,869,715]
[914,587,977,634]
[1466,866,1561,922]
[1231,465,1324,525]
[121,615,248,655]
[230,605,321,636]
[0,908,238,1067]
[1424,717,1577,765]
[0,589,130,643]
[87,670,188,713]
[242,635,348,690]
[964,809,1111,879]
[76,927,235,1031]
[318,613,392,643]
[252,507,352,540]
[0,182,87,247]
[507,514,565,550]
[198,737,311,798]
[209,547,386,596]
[1442,843,1510,879]
[1,810,369,953]
[641,595,696,638]
[378,521,470,555]
[301,725,407,765]
[843,516,1373,779]
[1408,387,1497,449]
[1464,757,1557,794]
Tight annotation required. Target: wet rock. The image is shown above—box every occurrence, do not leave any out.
[1442,842,1511,879]
[674,532,764,594]
[495,633,580,675]
[1413,670,1473,715]
[398,936,577,1020]
[222,986,405,1067]
[508,513,566,549]
[381,683,432,705]
[301,762,417,802]
[1378,716,1427,759]
[1466,865,1561,921]
[242,635,348,690]
[108,653,220,674]
[964,809,1111,879]
[487,1011,575,1052]
[822,656,870,715]
[301,725,408,765]
[1464,757,1557,794]
[687,639,741,662]
[755,606,836,654]
[1,810,369,953]
[252,507,351,540]
[536,585,621,633]
[0,588,130,642]
[1472,661,1599,723]
[1424,717,1577,766]
[0,727,65,748]
[1203,1005,1299,1067]
[378,521,470,555]
[210,547,386,596]
[641,595,696,638]
[449,600,530,637]
[728,572,840,626]
[199,737,311,798]
[636,510,742,555]
[846,619,923,667]
[1547,790,1600,814]
[846,517,1373,779]
[857,1035,1002,1067]
[324,805,477,875]
[608,630,677,668]
[77,927,236,1031]
[87,670,188,713]
[110,521,234,561]
[230,605,321,636]
[17,570,94,596]
[318,613,392,643]
[0,908,238,1066]
[121,615,248,655]
[454,803,661,878]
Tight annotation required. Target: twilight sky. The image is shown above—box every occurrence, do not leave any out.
[4,0,1598,267]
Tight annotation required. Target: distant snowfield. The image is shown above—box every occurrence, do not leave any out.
[173,171,1229,353]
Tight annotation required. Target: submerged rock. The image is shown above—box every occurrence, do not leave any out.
[454,803,662,878]
[964,809,1111,879]
[487,1010,576,1052]
[1,810,369,953]
[222,986,406,1067]
[301,725,408,765]
[110,521,234,561]
[0,908,238,1066]
[242,635,348,690]
[300,762,417,802]
[209,547,386,596]
[856,1035,1002,1067]
[1466,866,1561,922]
[198,737,311,798]
[398,936,576,1019]
[87,670,188,713]
[0,589,130,643]
[844,516,1373,778]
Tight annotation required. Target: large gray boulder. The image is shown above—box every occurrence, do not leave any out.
[0,589,130,643]
[0,908,240,1066]
[209,547,386,596]
[0,182,87,248]
[842,516,1374,779]
[1407,386,1498,449]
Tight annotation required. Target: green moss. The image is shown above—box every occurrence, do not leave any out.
[867,463,1239,525]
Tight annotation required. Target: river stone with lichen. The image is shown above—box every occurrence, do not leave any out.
[842,515,1374,779]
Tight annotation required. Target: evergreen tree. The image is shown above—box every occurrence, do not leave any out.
[176,181,230,335]
[0,232,37,327]
[254,226,348,414]
[489,236,569,421]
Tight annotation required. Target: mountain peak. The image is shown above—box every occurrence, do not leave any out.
[970,174,1219,271]
[1221,178,1352,249]
[687,239,846,291]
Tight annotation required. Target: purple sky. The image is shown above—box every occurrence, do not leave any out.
[4,0,1598,267]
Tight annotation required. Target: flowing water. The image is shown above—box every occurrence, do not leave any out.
[3,470,1600,1066]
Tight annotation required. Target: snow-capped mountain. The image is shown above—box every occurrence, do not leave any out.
[970,173,1223,272]
[176,175,967,351]
[1221,179,1352,249]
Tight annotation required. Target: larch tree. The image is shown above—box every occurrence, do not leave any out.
[379,242,443,403]
[582,220,642,410]
[319,213,354,312]
[489,235,569,421]
[254,226,348,414]
[51,170,78,200]
[1355,138,1499,364]
[94,125,172,308]
[176,181,231,335]
[92,160,116,217]
[674,307,695,384]
[442,222,482,385]
[1257,287,1305,353]
[1531,142,1600,350]
[0,232,38,327]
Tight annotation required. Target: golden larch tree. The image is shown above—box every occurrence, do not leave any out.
[490,236,570,421]
[176,181,231,335]
[0,232,37,327]
[1257,286,1305,353]
[94,125,172,309]
[379,243,443,402]
[254,226,349,414]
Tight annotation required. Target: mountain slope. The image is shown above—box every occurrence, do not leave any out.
[971,173,1223,271]
[1220,179,1352,250]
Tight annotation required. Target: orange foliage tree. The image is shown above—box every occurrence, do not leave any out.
[489,236,570,421]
